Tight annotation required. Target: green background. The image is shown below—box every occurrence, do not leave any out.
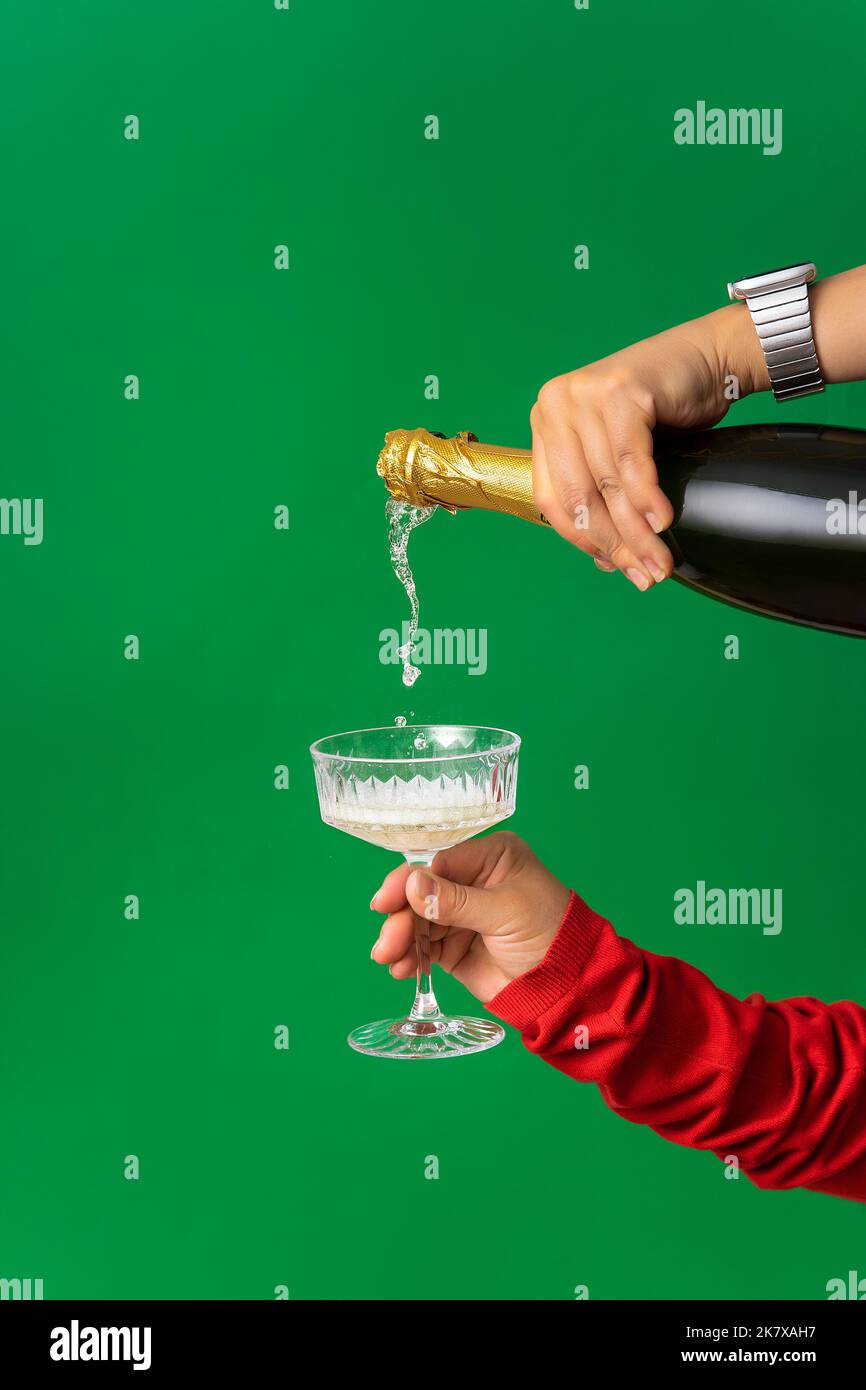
[1,0,864,1300]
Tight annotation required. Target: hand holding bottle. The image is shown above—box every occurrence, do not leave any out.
[369,831,570,1004]
[530,264,866,591]
[530,303,768,588]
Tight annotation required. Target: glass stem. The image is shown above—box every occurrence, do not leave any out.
[406,854,442,1020]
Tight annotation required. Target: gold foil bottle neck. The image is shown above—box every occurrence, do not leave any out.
[376,428,457,511]
[376,428,546,526]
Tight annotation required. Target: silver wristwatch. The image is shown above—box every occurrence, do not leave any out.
[727,263,824,402]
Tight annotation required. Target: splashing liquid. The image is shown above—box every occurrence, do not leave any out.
[386,499,435,686]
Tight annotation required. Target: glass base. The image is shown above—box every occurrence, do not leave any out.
[347,1014,505,1059]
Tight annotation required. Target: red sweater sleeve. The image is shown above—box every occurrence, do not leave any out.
[487,891,866,1202]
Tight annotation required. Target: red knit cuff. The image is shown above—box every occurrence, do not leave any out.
[485,890,607,1031]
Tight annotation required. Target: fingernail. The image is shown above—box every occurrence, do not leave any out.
[645,511,663,534]
[594,555,617,572]
[370,936,382,959]
[645,558,667,584]
[626,567,650,592]
[369,893,380,911]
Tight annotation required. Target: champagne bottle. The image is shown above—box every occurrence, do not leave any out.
[377,423,866,638]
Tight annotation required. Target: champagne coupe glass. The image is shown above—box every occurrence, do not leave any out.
[310,724,520,1058]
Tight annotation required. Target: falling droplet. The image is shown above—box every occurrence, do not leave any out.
[413,731,428,751]
[394,715,407,727]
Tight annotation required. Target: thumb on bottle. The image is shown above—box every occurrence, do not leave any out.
[406,869,497,934]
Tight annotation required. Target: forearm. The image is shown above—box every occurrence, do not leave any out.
[809,265,866,383]
[712,264,866,397]
[488,893,866,1201]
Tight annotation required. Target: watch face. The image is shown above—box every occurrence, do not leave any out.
[728,263,816,300]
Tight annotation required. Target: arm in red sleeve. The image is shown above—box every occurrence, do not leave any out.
[487,891,866,1202]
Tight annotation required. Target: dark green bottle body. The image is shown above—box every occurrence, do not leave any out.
[659,423,866,637]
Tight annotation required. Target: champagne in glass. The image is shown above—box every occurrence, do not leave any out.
[311,723,520,1058]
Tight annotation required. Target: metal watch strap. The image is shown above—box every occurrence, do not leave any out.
[743,281,824,402]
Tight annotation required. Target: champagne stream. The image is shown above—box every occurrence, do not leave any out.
[386,498,436,686]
